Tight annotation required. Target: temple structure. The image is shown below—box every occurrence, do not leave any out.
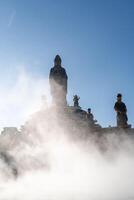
[0,55,134,178]
[0,55,134,136]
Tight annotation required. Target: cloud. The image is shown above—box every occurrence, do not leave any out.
[0,65,134,200]
[0,67,51,128]
[8,11,16,28]
[0,110,134,200]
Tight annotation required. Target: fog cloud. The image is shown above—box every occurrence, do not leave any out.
[0,71,134,200]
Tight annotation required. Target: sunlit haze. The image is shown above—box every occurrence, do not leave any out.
[0,0,134,127]
[0,1,134,200]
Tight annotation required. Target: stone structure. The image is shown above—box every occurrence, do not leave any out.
[1,127,20,135]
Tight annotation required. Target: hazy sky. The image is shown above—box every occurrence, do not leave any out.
[0,0,134,127]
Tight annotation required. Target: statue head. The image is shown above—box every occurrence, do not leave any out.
[88,108,91,113]
[117,93,122,102]
[54,55,62,66]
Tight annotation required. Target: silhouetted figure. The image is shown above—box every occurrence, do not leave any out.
[49,55,68,106]
[73,95,80,107]
[87,108,94,121]
[114,93,128,128]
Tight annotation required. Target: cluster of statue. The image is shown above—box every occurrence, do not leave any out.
[49,55,129,128]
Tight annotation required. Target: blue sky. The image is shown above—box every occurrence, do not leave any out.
[0,0,134,127]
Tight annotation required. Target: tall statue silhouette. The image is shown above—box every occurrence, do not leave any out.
[49,55,68,106]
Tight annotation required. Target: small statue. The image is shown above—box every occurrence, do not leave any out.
[49,55,68,106]
[114,93,128,128]
[86,108,94,121]
[86,108,97,128]
[73,95,80,107]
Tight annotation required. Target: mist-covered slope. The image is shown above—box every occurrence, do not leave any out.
[0,106,134,200]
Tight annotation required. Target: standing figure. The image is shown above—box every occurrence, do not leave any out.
[86,108,94,121]
[73,95,80,107]
[49,55,68,106]
[114,93,128,128]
